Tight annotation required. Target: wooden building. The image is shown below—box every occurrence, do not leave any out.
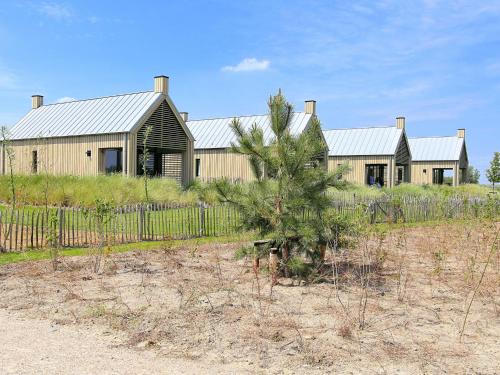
[408,129,468,186]
[1,76,194,186]
[323,117,411,187]
[185,100,327,181]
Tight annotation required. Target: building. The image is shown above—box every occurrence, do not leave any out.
[1,76,194,186]
[323,117,411,187]
[408,129,468,186]
[185,100,326,181]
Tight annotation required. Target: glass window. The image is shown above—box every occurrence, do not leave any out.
[195,158,201,177]
[366,164,386,187]
[103,148,123,174]
[32,150,38,174]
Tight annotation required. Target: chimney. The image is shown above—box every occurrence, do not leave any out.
[396,116,405,129]
[304,100,316,115]
[32,95,43,109]
[179,112,188,122]
[154,75,169,95]
[457,128,465,138]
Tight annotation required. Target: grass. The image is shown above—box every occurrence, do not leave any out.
[329,182,496,200]
[1,175,496,209]
[0,232,256,266]
[0,174,200,207]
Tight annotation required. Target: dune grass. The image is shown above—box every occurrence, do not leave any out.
[0,174,199,207]
[0,174,495,209]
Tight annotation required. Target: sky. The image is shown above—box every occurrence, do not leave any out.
[0,0,499,182]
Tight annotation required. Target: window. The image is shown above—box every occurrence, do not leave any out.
[31,150,38,174]
[195,158,201,177]
[366,164,386,187]
[102,148,123,174]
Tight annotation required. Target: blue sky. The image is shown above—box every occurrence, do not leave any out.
[0,1,499,181]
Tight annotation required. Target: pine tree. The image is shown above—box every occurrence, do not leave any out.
[486,152,500,191]
[214,91,347,271]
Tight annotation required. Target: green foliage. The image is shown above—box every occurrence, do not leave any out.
[465,165,480,184]
[486,152,500,190]
[286,256,312,277]
[213,90,347,266]
[0,174,199,207]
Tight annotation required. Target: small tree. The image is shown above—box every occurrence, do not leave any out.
[0,126,16,252]
[214,91,347,275]
[465,165,480,184]
[141,125,153,203]
[486,152,500,191]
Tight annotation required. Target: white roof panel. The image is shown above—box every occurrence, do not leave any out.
[187,112,312,149]
[9,91,163,140]
[323,126,403,156]
[409,136,464,161]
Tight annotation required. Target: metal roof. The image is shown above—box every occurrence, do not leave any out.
[9,91,163,140]
[186,112,312,149]
[323,126,403,156]
[408,136,464,161]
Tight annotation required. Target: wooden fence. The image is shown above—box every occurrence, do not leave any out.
[0,196,497,252]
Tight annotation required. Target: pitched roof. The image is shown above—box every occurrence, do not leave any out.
[323,126,403,156]
[408,136,464,161]
[186,112,312,149]
[9,91,164,140]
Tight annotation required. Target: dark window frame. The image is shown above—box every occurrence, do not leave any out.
[31,150,38,174]
[195,158,201,177]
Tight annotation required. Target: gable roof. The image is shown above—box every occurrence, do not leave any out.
[186,112,313,149]
[408,136,465,161]
[323,126,404,156]
[9,91,165,140]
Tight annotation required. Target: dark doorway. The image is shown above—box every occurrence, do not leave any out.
[366,164,386,186]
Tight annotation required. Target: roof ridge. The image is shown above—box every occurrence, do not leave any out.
[187,111,308,123]
[408,135,458,140]
[41,90,157,107]
[323,125,396,132]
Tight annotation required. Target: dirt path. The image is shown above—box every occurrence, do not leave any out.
[0,309,252,375]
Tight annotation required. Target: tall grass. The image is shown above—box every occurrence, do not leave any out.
[0,175,496,208]
[0,175,199,207]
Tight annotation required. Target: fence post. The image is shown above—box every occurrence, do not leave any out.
[199,201,205,237]
[138,205,144,241]
[58,207,63,247]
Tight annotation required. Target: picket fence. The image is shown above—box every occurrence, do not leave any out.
[0,196,497,252]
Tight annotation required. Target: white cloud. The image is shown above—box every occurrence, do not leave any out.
[222,58,270,72]
[37,2,72,20]
[55,97,76,103]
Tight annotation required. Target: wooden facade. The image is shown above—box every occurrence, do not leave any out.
[409,131,468,187]
[1,77,194,186]
[194,149,255,182]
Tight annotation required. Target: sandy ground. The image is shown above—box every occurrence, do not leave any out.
[0,309,248,375]
[0,221,498,374]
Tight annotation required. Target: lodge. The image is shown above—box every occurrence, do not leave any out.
[1,76,194,186]
[1,76,471,188]
[185,100,328,181]
[323,117,411,187]
[408,129,468,186]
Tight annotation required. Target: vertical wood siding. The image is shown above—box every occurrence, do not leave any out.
[410,161,459,186]
[194,149,255,181]
[328,155,393,186]
[7,133,125,176]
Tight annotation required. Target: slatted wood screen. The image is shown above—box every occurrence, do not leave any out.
[162,153,183,183]
[137,100,188,151]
